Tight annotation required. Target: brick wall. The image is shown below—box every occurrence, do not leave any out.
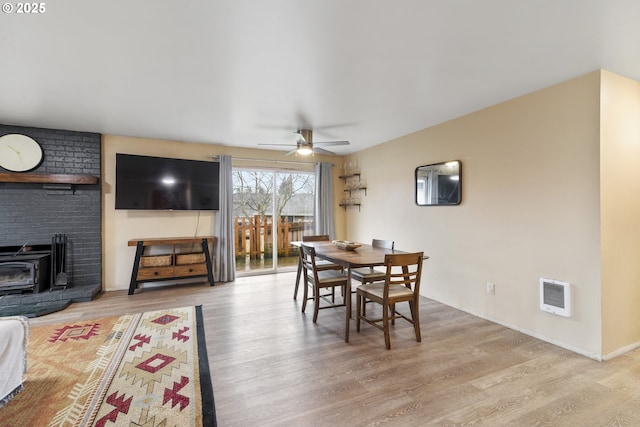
[0,124,102,288]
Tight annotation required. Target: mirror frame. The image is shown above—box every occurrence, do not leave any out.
[415,160,461,206]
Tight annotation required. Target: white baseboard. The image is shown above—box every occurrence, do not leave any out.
[427,297,604,361]
[601,341,640,361]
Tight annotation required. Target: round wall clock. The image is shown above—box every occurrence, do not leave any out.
[0,133,44,172]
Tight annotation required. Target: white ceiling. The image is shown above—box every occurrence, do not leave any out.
[1,1,639,155]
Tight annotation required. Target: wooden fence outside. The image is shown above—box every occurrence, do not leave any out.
[234,215,312,259]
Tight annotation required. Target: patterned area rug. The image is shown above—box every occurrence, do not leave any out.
[2,305,216,427]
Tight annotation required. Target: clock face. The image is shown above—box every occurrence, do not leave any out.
[0,134,44,172]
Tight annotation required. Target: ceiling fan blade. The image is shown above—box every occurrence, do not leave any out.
[313,140,350,146]
[257,126,347,155]
[312,146,336,155]
[312,122,357,131]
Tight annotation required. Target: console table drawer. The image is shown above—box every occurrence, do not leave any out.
[137,266,175,280]
[174,264,208,277]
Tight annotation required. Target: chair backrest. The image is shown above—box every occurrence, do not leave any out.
[383,252,425,297]
[372,239,394,250]
[303,235,331,242]
[300,244,319,281]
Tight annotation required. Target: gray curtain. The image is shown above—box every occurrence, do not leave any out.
[214,155,235,282]
[314,162,336,239]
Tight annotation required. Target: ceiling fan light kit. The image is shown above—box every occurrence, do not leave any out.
[296,143,314,156]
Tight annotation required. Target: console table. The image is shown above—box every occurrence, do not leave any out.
[128,237,215,295]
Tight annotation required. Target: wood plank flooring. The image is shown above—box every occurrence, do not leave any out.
[27,272,640,426]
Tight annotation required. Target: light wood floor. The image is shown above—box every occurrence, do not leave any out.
[28,272,640,427]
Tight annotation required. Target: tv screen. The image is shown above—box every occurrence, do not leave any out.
[115,154,219,210]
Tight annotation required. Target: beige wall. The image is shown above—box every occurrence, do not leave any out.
[102,135,344,292]
[600,71,640,357]
[345,72,604,358]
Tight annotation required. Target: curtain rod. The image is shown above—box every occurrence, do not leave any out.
[207,155,335,166]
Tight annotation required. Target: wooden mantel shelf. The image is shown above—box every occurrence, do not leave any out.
[0,172,99,184]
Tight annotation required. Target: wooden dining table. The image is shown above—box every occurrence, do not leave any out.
[292,240,406,342]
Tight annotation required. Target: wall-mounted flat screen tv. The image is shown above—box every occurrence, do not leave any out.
[115,153,219,210]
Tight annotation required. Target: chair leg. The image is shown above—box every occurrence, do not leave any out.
[383,303,391,350]
[356,293,361,332]
[313,285,321,322]
[390,303,396,325]
[362,281,368,317]
[293,256,302,300]
[409,300,421,342]
[301,276,309,313]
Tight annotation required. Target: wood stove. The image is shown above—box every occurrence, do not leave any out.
[0,253,50,294]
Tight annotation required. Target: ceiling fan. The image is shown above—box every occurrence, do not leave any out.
[258,129,350,156]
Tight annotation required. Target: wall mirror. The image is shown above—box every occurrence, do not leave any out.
[415,160,461,206]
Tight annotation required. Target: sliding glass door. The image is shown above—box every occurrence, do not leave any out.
[233,168,315,275]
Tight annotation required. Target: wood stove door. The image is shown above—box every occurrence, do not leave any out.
[0,262,36,293]
[0,255,50,294]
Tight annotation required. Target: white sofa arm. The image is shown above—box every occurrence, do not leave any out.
[0,316,29,408]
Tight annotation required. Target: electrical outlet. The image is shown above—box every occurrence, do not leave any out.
[486,282,495,295]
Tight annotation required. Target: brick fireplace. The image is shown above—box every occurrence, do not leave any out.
[0,124,102,316]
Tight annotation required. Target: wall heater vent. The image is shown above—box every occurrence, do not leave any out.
[540,277,571,317]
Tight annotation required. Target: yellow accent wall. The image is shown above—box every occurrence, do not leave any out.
[600,70,640,357]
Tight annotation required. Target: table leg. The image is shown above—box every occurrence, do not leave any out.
[293,253,302,300]
[128,241,144,295]
[201,238,215,286]
[345,264,351,343]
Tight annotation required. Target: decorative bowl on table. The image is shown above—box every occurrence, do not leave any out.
[332,240,362,251]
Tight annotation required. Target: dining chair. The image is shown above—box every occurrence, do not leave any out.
[356,252,425,349]
[300,244,349,326]
[351,239,394,285]
[293,235,343,300]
